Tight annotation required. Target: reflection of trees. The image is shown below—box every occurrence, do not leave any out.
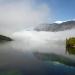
[66,37,75,54]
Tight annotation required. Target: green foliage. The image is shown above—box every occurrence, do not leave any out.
[66,37,75,54]
[66,37,75,45]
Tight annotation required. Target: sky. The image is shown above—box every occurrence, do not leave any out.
[0,0,75,34]
[49,0,75,21]
[36,0,75,21]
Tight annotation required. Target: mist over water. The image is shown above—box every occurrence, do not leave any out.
[0,29,75,65]
[12,29,75,54]
[11,29,75,60]
[0,29,75,75]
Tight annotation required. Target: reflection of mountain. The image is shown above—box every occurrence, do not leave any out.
[0,35,12,42]
[34,21,75,31]
[33,52,75,67]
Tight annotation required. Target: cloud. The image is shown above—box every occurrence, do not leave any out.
[0,0,50,35]
[55,19,75,24]
[12,28,75,55]
[54,21,65,24]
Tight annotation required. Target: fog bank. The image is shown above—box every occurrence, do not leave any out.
[12,29,75,55]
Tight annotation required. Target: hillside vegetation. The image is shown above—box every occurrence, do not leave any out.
[66,37,75,54]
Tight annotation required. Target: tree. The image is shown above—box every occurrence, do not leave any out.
[66,37,75,54]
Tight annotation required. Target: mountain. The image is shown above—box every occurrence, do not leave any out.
[0,35,12,42]
[34,20,75,32]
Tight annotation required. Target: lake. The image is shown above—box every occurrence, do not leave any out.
[0,32,75,75]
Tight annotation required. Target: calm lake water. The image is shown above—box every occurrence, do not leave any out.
[0,37,75,75]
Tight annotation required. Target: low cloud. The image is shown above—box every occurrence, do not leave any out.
[12,29,75,54]
[0,0,51,35]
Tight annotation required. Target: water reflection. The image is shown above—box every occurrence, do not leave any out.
[0,38,75,75]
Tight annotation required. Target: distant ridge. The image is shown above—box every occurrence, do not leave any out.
[34,20,75,32]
